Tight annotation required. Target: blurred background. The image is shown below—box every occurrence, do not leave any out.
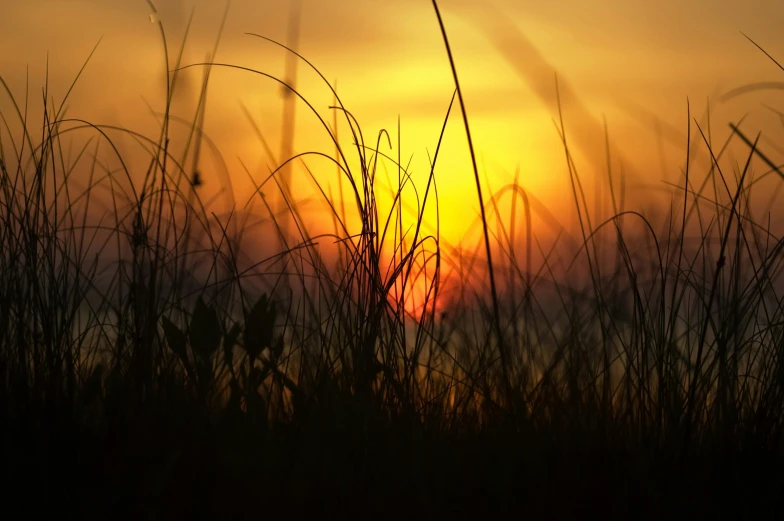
[2,0,783,272]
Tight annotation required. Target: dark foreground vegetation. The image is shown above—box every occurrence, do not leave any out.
[2,2,784,519]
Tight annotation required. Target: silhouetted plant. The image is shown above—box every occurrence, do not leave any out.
[1,1,784,518]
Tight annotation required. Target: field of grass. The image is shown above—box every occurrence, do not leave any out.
[2,1,784,519]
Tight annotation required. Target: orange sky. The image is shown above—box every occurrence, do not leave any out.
[3,0,784,308]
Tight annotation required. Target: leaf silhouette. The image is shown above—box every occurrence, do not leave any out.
[223,322,241,368]
[162,315,188,364]
[189,298,222,361]
[196,356,214,393]
[269,334,285,360]
[243,294,276,359]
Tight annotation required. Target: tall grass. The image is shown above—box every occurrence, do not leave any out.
[1,1,783,518]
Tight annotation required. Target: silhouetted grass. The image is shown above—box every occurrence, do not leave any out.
[1,1,784,519]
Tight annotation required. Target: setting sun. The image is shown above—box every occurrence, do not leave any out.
[4,1,784,517]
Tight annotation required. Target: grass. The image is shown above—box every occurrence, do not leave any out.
[2,1,784,519]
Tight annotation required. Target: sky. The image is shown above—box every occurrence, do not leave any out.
[3,0,784,301]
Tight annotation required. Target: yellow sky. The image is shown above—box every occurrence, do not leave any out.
[3,0,784,306]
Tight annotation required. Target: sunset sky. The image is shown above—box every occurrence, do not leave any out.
[3,0,784,279]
